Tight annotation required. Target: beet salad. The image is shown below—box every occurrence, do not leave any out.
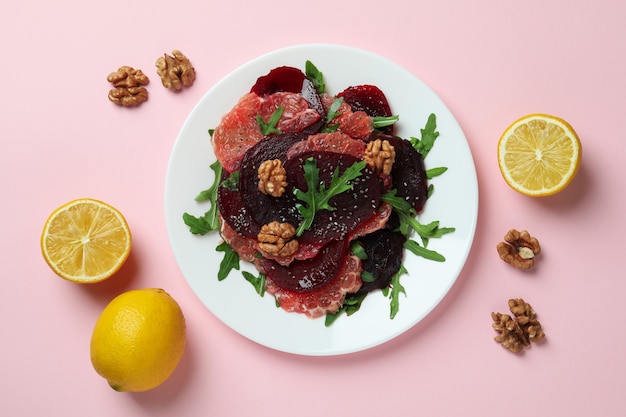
[183,62,454,325]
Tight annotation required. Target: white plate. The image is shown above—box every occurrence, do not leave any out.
[165,44,478,356]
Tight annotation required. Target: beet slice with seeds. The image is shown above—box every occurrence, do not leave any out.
[338,85,394,134]
[357,229,407,293]
[258,239,348,292]
[217,172,260,239]
[388,136,429,213]
[238,132,309,231]
[283,150,381,245]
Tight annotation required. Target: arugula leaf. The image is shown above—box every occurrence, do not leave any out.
[182,161,222,234]
[216,241,240,281]
[325,292,368,326]
[427,184,435,198]
[350,240,368,260]
[321,97,344,133]
[381,189,455,249]
[372,115,399,129]
[294,157,366,236]
[387,265,408,319]
[404,239,445,262]
[242,271,266,296]
[182,212,214,235]
[220,170,239,191]
[410,113,439,158]
[305,60,325,94]
[326,97,343,123]
[194,160,222,202]
[256,106,283,136]
[426,166,448,179]
[361,271,375,283]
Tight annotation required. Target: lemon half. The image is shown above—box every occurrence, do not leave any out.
[498,114,582,196]
[41,198,131,283]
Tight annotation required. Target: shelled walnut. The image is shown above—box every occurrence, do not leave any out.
[155,50,196,91]
[107,66,150,107]
[497,229,541,269]
[492,298,545,353]
[258,221,298,257]
[364,139,395,175]
[491,312,529,353]
[508,298,545,343]
[258,159,288,197]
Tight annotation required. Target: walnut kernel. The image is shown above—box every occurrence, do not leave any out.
[492,298,545,353]
[364,139,396,175]
[258,221,298,257]
[258,159,288,197]
[107,66,149,107]
[491,312,529,353]
[509,298,545,343]
[497,229,541,269]
[155,50,196,91]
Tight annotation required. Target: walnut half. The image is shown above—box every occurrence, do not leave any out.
[258,159,288,197]
[364,139,395,175]
[497,229,541,269]
[258,221,298,257]
[492,298,545,353]
[155,50,196,91]
[107,66,149,107]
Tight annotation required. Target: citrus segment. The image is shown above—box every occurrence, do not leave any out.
[498,114,581,196]
[41,198,131,283]
[90,288,186,392]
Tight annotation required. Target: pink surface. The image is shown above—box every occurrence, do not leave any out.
[2,0,624,415]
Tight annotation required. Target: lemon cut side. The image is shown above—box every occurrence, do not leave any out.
[41,198,131,283]
[498,114,582,196]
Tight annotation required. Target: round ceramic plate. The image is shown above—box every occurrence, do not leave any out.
[165,44,478,356]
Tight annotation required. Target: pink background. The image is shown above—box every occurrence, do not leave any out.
[2,0,625,415]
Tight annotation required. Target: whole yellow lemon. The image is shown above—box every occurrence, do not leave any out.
[90,288,186,392]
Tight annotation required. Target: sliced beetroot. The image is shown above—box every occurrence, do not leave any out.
[251,67,325,120]
[338,85,392,116]
[388,136,429,213]
[250,66,306,96]
[238,132,309,228]
[264,252,362,318]
[283,150,381,245]
[300,78,326,118]
[217,187,256,237]
[217,172,260,238]
[337,85,394,134]
[258,240,348,292]
[357,229,406,293]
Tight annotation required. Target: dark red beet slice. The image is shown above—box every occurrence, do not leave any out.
[357,229,406,293]
[250,66,306,96]
[251,67,325,119]
[388,136,429,213]
[238,132,309,230]
[263,251,362,317]
[337,85,394,134]
[283,150,381,245]
[258,240,347,292]
[300,78,326,119]
[217,171,260,238]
